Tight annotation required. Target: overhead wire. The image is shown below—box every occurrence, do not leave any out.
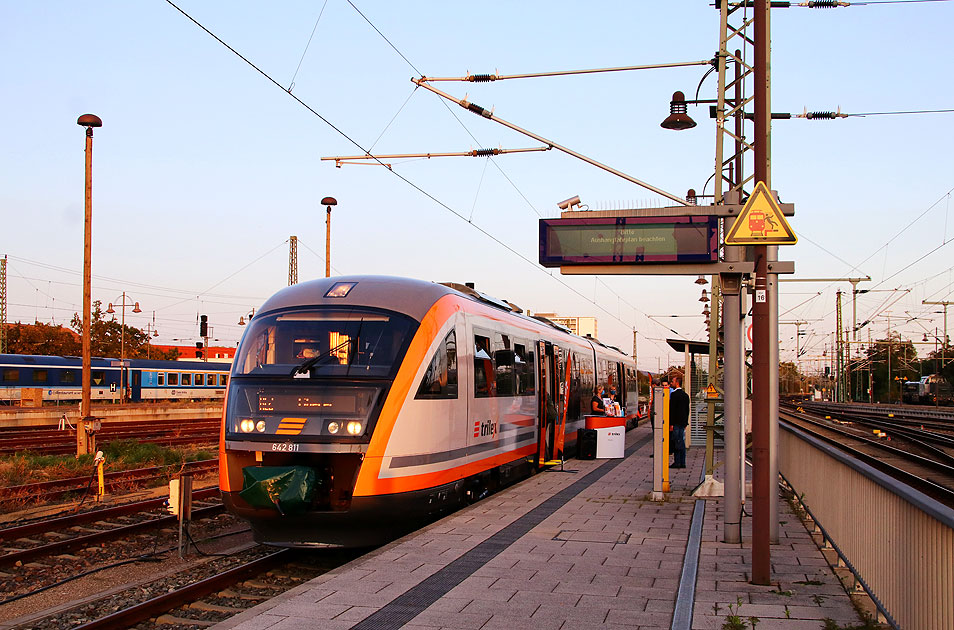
[164,1,652,347]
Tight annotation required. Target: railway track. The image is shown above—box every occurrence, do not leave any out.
[781,404,954,508]
[4,537,363,630]
[0,418,219,456]
[0,458,219,509]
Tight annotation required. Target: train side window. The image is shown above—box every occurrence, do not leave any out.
[3,369,18,382]
[513,341,534,396]
[415,330,458,399]
[92,371,105,386]
[158,372,165,386]
[182,374,192,386]
[220,374,228,387]
[33,369,48,384]
[493,333,515,397]
[474,333,494,398]
[206,373,216,386]
[62,370,76,384]
[168,373,179,386]
[195,373,205,386]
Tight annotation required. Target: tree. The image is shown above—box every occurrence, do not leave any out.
[779,362,803,394]
[5,321,80,355]
[66,301,178,360]
[864,333,919,402]
[925,341,954,387]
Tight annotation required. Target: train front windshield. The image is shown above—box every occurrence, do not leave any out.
[227,308,417,441]
[233,309,415,378]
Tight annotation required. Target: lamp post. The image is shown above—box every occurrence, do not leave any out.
[321,196,338,278]
[106,292,141,402]
[77,113,102,457]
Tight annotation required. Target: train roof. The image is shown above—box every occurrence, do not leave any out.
[254,275,634,363]
[0,354,229,370]
[256,276,455,323]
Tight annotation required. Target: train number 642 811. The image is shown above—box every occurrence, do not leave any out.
[271,442,300,452]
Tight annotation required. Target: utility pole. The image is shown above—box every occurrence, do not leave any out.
[750,0,774,584]
[289,235,298,286]
[77,113,102,458]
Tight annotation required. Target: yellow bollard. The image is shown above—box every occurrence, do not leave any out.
[94,451,106,501]
[662,388,670,493]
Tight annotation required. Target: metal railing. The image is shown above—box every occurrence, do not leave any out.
[779,423,954,630]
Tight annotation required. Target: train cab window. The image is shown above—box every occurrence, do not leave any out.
[195,374,205,386]
[493,333,515,397]
[415,330,458,399]
[91,371,105,386]
[32,369,48,384]
[514,342,535,396]
[181,374,192,386]
[474,334,494,398]
[168,373,179,386]
[61,370,76,384]
[158,373,165,386]
[3,369,18,382]
[232,309,416,378]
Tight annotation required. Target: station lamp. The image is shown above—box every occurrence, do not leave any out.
[660,91,697,130]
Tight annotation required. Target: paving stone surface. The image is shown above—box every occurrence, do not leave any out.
[213,425,866,630]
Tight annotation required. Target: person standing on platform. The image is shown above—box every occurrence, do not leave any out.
[590,385,607,415]
[669,375,690,468]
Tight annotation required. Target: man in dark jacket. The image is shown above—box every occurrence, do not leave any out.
[669,375,690,468]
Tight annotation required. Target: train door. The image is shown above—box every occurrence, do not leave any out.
[130,370,142,402]
[535,341,565,468]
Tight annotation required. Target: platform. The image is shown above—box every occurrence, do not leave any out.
[213,424,867,630]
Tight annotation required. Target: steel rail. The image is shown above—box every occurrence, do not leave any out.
[0,458,218,500]
[0,503,224,568]
[0,486,219,542]
[70,549,291,630]
[780,411,954,507]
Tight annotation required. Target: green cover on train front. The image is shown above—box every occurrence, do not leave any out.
[239,466,315,515]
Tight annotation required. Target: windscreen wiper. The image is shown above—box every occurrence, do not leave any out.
[290,338,353,376]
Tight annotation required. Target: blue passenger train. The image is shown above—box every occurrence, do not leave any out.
[0,354,231,404]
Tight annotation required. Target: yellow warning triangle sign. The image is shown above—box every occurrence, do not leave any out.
[704,383,720,399]
[725,181,797,245]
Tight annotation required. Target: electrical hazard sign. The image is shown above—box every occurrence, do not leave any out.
[725,181,797,245]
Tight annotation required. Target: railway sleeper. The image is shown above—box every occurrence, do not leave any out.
[188,600,246,613]
[216,587,269,601]
[155,614,217,627]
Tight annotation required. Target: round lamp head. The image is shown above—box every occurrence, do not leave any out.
[77,114,103,128]
[321,196,338,207]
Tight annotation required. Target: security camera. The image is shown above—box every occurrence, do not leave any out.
[557,195,581,210]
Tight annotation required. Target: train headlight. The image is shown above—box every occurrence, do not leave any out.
[255,420,266,433]
[327,421,340,434]
[239,419,255,433]
[346,421,363,435]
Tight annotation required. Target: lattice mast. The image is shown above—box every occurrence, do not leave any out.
[836,290,845,402]
[289,236,298,286]
[0,255,6,353]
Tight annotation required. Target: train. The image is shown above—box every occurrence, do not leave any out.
[901,374,953,406]
[0,354,231,404]
[220,275,638,547]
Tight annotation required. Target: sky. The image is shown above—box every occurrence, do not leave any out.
[3,1,954,374]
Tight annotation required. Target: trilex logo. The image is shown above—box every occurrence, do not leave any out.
[472,419,497,438]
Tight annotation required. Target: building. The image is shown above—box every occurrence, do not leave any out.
[151,343,235,363]
[533,313,598,339]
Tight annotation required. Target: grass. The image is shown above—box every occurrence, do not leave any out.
[0,440,215,488]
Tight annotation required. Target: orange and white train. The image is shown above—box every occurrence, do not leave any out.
[220,276,637,546]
